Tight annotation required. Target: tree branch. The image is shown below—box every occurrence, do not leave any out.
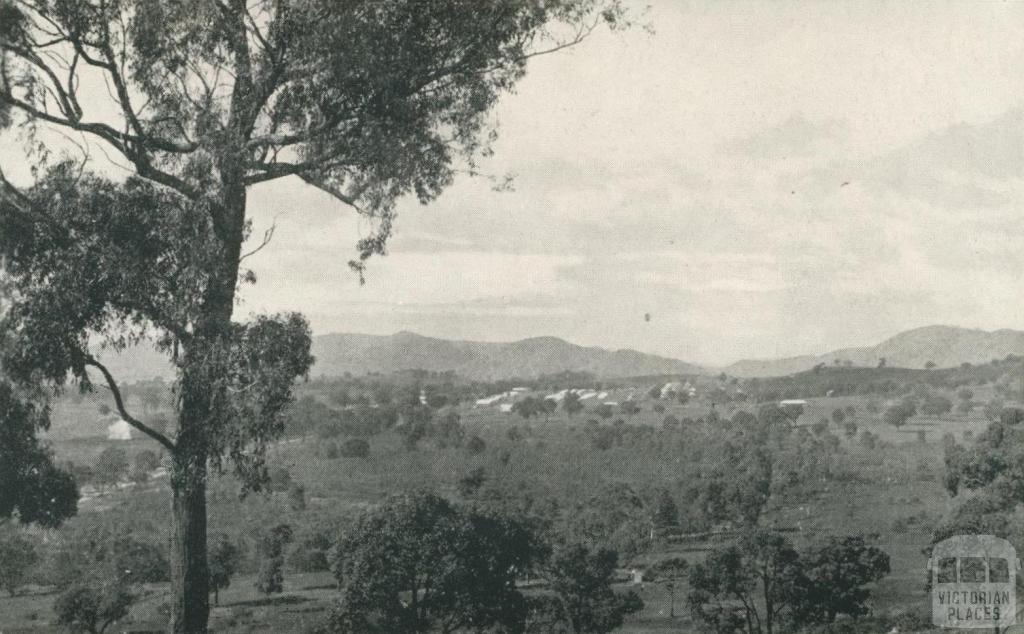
[83,356,176,452]
[239,221,276,262]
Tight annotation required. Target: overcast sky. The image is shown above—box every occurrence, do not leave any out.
[9,2,1024,366]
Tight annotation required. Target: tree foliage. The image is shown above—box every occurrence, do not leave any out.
[208,532,243,606]
[688,531,889,634]
[94,446,129,489]
[51,522,168,633]
[883,399,916,428]
[329,492,546,634]
[54,582,135,634]
[0,527,38,596]
[545,543,644,634]
[0,380,77,527]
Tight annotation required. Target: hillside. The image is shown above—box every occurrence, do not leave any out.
[311,331,704,379]
[90,331,705,382]
[725,325,1024,377]
[91,325,1024,382]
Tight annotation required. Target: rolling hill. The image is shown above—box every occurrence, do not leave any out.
[91,331,705,382]
[724,325,1024,377]
[91,325,1024,382]
[311,331,704,379]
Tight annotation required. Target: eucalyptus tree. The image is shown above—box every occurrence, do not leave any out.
[0,1,628,632]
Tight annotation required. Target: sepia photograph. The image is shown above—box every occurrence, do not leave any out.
[2,1,1024,633]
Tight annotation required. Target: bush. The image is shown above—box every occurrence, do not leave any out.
[269,467,292,491]
[889,609,932,632]
[54,582,134,634]
[0,530,39,596]
[255,556,285,595]
[457,467,487,497]
[255,524,293,595]
[340,438,370,458]
[288,526,335,573]
[466,435,487,455]
[209,533,244,606]
[323,441,339,459]
[94,447,129,490]
[288,484,307,512]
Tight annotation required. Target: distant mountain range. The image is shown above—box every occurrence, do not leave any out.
[91,325,1024,382]
[312,331,703,379]
[723,325,1024,377]
[93,330,704,382]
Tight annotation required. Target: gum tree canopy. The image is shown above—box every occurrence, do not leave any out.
[0,1,626,632]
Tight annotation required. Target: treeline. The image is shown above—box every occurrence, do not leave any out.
[744,356,1024,402]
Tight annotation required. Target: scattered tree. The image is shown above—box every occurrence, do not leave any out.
[457,467,488,498]
[921,395,953,417]
[94,447,129,491]
[0,528,39,596]
[288,484,307,512]
[269,466,293,492]
[663,414,680,431]
[546,543,644,634]
[650,556,688,618]
[54,582,135,634]
[466,435,487,455]
[620,400,640,418]
[208,533,242,607]
[52,525,167,632]
[796,536,890,624]
[883,400,916,428]
[328,492,545,633]
[287,523,336,574]
[255,524,293,595]
[563,392,585,417]
[340,438,370,459]
[688,531,803,634]
[652,490,680,530]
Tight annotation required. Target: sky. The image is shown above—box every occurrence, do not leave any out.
[7,2,1024,366]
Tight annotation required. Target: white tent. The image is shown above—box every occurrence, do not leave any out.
[107,418,133,441]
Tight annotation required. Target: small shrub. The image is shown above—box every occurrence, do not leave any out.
[465,435,486,455]
[340,438,370,459]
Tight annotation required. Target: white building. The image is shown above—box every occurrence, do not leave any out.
[545,389,568,402]
[475,393,507,407]
[107,418,133,441]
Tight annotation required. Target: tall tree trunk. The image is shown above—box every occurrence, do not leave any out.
[168,446,210,634]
